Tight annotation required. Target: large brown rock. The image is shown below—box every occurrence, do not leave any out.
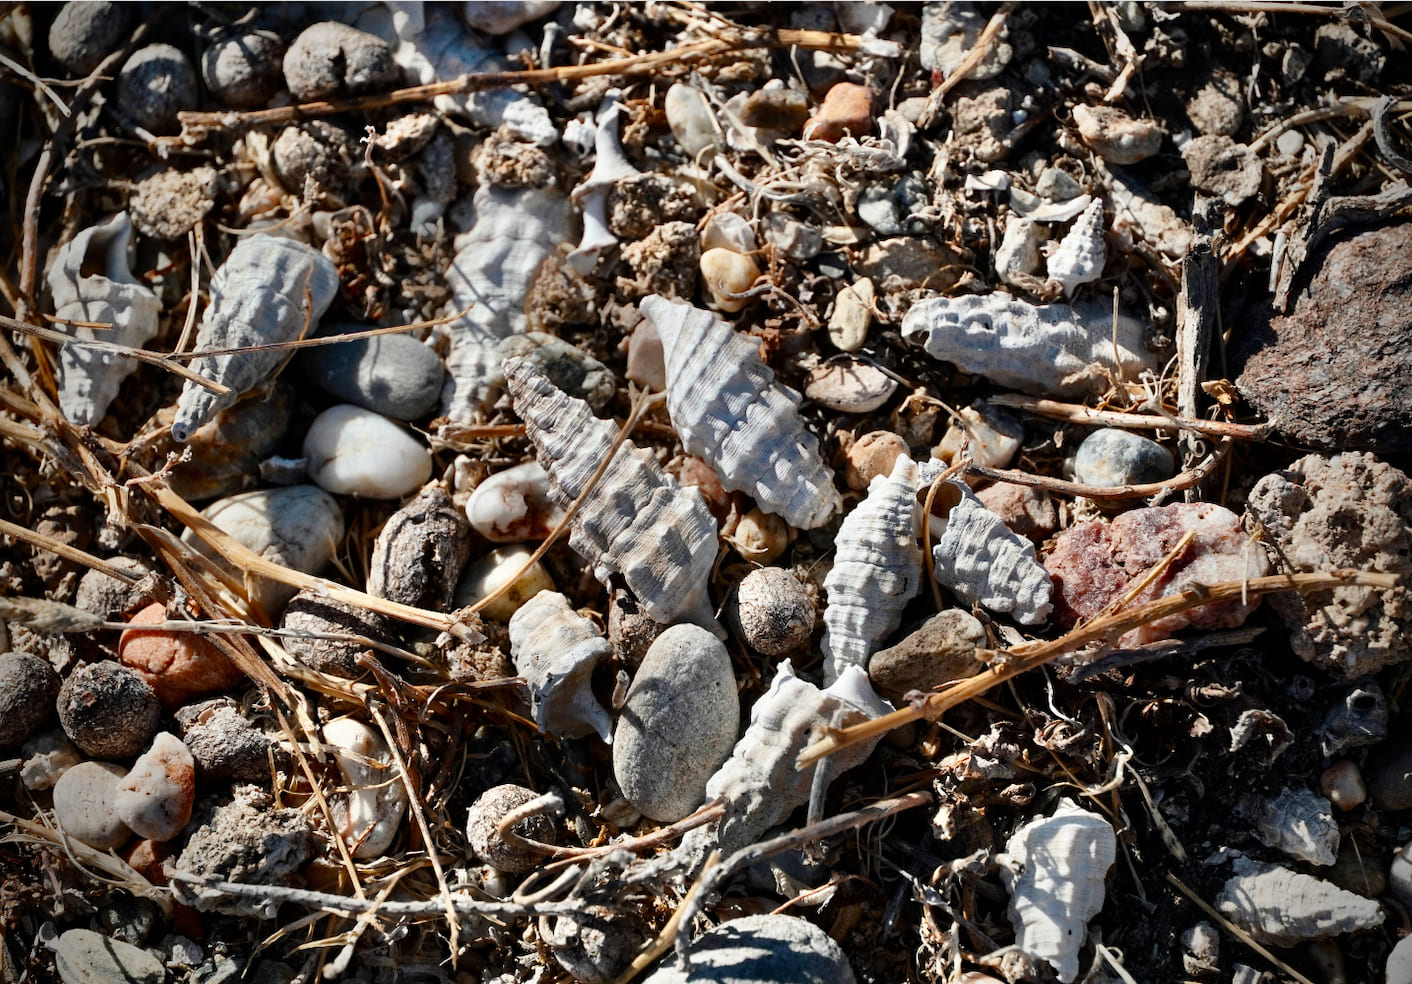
[1235,222,1412,453]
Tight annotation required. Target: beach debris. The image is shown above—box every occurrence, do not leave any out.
[1242,787,1339,866]
[1216,859,1383,947]
[454,544,556,622]
[57,660,160,760]
[931,480,1052,625]
[508,590,614,743]
[323,717,408,859]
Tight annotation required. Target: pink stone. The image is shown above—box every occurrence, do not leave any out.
[119,602,245,708]
[115,732,197,841]
[803,83,874,143]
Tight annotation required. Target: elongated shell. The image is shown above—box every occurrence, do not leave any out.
[821,454,923,684]
[900,293,1155,396]
[931,480,1052,624]
[998,800,1116,984]
[173,235,339,442]
[1216,859,1383,947]
[1046,197,1106,297]
[507,590,613,743]
[643,294,841,529]
[47,212,161,426]
[503,358,722,636]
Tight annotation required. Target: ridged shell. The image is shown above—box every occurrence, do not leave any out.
[932,480,1052,624]
[900,293,1156,396]
[508,590,613,743]
[440,184,571,424]
[503,357,722,636]
[1216,859,1383,947]
[1046,198,1106,297]
[642,294,842,529]
[47,212,162,426]
[998,800,1116,984]
[821,454,923,685]
[1242,787,1338,867]
[173,235,339,442]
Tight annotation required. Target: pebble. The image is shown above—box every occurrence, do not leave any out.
[975,482,1058,543]
[625,316,666,391]
[454,545,556,621]
[168,384,292,502]
[129,166,219,241]
[732,507,789,565]
[177,699,277,784]
[283,22,400,102]
[731,567,815,656]
[1367,744,1412,811]
[540,906,652,984]
[701,213,757,255]
[324,717,408,859]
[304,404,433,499]
[1183,135,1263,206]
[804,82,874,142]
[95,892,161,947]
[828,278,874,352]
[116,44,199,134]
[614,624,739,822]
[1321,761,1367,811]
[1235,221,1412,453]
[466,783,557,873]
[804,358,897,413]
[73,557,154,621]
[665,83,723,161]
[115,732,196,842]
[1276,128,1306,157]
[53,762,131,850]
[366,483,470,612]
[297,328,444,421]
[202,27,286,108]
[0,652,60,747]
[1320,682,1388,757]
[936,404,1024,469]
[868,610,987,699]
[279,590,389,678]
[700,248,760,313]
[55,929,164,984]
[1389,936,1412,984]
[1072,428,1175,487]
[462,0,561,34]
[173,786,313,917]
[844,431,908,492]
[1390,843,1412,907]
[857,184,904,236]
[671,455,732,523]
[641,914,854,984]
[20,729,81,791]
[1186,71,1245,136]
[1072,104,1163,164]
[272,121,358,204]
[47,1,132,75]
[764,213,821,262]
[57,660,161,760]
[740,87,810,135]
[466,462,564,544]
[119,602,245,708]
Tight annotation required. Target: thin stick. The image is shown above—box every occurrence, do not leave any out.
[1,315,232,394]
[611,851,721,984]
[965,438,1233,500]
[986,394,1272,441]
[0,517,145,585]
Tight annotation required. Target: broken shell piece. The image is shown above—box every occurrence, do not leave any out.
[995,215,1046,287]
[804,358,898,414]
[699,248,760,313]
[935,403,1024,469]
[1243,787,1339,866]
[644,294,842,529]
[323,717,408,859]
[569,93,640,275]
[466,462,565,543]
[1046,198,1106,297]
[173,235,339,442]
[1216,859,1383,947]
[46,212,161,427]
[901,293,1156,396]
[931,480,1052,625]
[665,83,724,161]
[821,455,923,684]
[504,358,722,635]
[454,544,555,622]
[508,591,613,743]
[998,800,1116,984]
[498,332,616,412]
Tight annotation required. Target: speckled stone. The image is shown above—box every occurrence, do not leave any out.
[731,567,815,656]
[282,22,400,102]
[1072,428,1175,487]
[57,660,161,760]
[119,602,245,708]
[0,652,61,748]
[202,27,286,109]
[297,328,444,421]
[465,783,557,873]
[48,2,132,75]
[116,44,198,134]
[53,762,131,850]
[115,732,196,841]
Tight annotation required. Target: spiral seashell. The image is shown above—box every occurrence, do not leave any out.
[173,235,339,442]
[507,590,613,743]
[1215,858,1383,947]
[900,293,1156,396]
[1046,198,1106,297]
[47,212,162,427]
[642,294,842,529]
[931,480,1052,624]
[503,357,722,636]
[821,454,923,684]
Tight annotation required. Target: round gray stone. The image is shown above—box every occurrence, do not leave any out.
[0,652,60,748]
[297,328,444,421]
[56,929,164,984]
[641,914,854,984]
[1073,428,1175,487]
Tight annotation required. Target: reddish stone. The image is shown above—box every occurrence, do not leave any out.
[804,83,874,142]
[119,603,245,708]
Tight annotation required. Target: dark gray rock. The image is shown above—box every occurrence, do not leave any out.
[1073,428,1175,487]
[0,652,61,748]
[116,44,199,134]
[48,2,132,75]
[57,660,160,760]
[283,22,400,102]
[297,328,444,421]
[641,914,854,984]
[202,28,286,109]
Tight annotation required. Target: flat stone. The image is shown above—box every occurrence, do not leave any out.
[297,328,444,421]
[56,929,164,984]
[869,610,987,699]
[642,914,854,984]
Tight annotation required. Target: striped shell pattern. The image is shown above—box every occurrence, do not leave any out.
[932,479,1053,625]
[508,590,614,743]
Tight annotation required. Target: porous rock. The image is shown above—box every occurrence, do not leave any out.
[279,590,390,678]
[128,167,219,241]
[202,27,286,108]
[57,660,161,760]
[20,729,82,791]
[869,610,987,699]
[119,601,245,708]
[466,783,556,873]
[272,120,359,204]
[55,929,164,984]
[0,652,61,748]
[283,22,400,102]
[176,699,277,784]
[1182,134,1263,206]
[641,914,854,984]
[297,328,444,421]
[540,905,652,984]
[116,44,198,134]
[1072,104,1163,164]
[367,484,471,611]
[73,557,154,621]
[731,567,815,656]
[115,732,196,842]
[53,761,131,850]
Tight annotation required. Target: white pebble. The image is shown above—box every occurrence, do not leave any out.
[466,462,565,543]
[828,278,874,352]
[115,732,196,841]
[323,717,408,858]
[53,761,131,850]
[700,248,759,313]
[1321,760,1367,811]
[304,404,432,499]
[665,83,723,161]
[455,545,556,621]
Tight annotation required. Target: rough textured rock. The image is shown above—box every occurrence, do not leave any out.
[55,929,164,984]
[1234,222,1412,453]
[641,914,854,984]
[48,1,132,75]
[119,602,245,707]
[1182,135,1263,206]
[128,167,219,241]
[1072,104,1163,164]
[0,652,60,748]
[176,699,278,784]
[1245,452,1412,676]
[367,483,470,611]
[283,22,400,101]
[116,44,198,134]
[57,660,161,760]
[279,590,391,678]
[465,783,557,873]
[731,567,815,656]
[202,27,286,108]
[869,610,987,699]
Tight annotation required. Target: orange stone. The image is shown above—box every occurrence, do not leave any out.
[119,602,245,708]
[804,82,874,142]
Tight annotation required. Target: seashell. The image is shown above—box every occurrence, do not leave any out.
[440,184,571,424]
[569,92,640,275]
[323,717,408,859]
[998,800,1116,984]
[1215,858,1383,947]
[303,404,433,500]
[46,212,162,427]
[995,215,1045,286]
[1072,427,1174,487]
[507,591,613,743]
[1243,787,1338,866]
[462,1,561,35]
[1181,922,1220,976]
[763,212,821,262]
[497,332,616,412]
[699,248,760,312]
[643,294,842,529]
[454,544,556,622]
[173,235,339,442]
[20,729,82,792]
[640,914,852,984]
[504,357,722,635]
[367,483,471,612]
[821,455,924,684]
[1320,681,1388,757]
[681,661,891,864]
[930,480,1052,624]
[1009,190,1094,223]
[803,357,898,414]
[1046,197,1107,297]
[466,461,565,544]
[900,293,1157,397]
[1098,160,1192,259]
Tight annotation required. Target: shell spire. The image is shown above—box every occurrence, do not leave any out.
[642,294,842,529]
[931,479,1053,624]
[1046,197,1107,297]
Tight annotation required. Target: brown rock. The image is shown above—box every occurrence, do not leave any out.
[119,603,245,708]
[803,82,874,142]
[975,483,1058,543]
[1073,104,1163,164]
[869,611,987,699]
[1182,135,1262,206]
[845,431,908,491]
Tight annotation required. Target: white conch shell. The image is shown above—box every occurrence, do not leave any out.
[680,661,891,866]
[46,212,162,426]
[1216,858,1383,947]
[507,590,613,743]
[931,480,1052,624]
[323,717,408,859]
[503,357,722,636]
[1046,198,1106,297]
[900,293,1156,396]
[568,91,640,276]
[441,184,570,423]
[998,800,1116,984]
[642,294,842,529]
[821,454,923,684]
[173,235,339,442]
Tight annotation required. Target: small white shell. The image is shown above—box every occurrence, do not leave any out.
[1216,858,1383,947]
[1243,787,1339,866]
[901,293,1156,396]
[643,294,842,529]
[569,92,639,276]
[931,480,1052,624]
[507,590,613,743]
[821,454,923,684]
[173,235,339,442]
[323,717,408,859]
[998,800,1116,984]
[1045,198,1106,297]
[504,358,722,636]
[994,214,1045,286]
[46,212,162,427]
